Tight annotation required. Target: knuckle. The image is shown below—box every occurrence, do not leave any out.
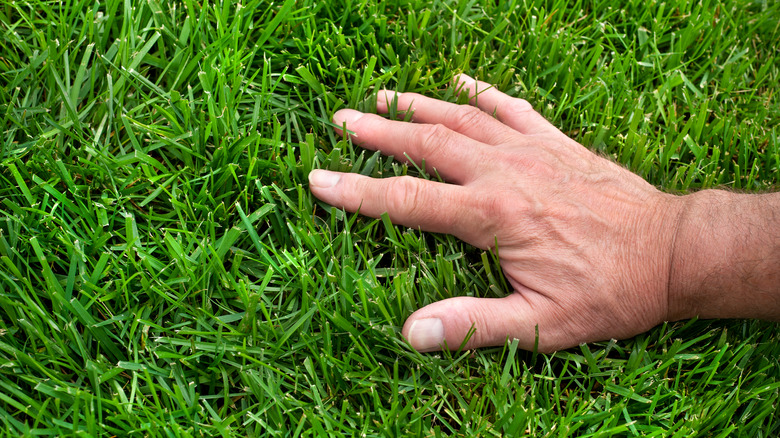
[448,105,487,131]
[502,150,560,179]
[386,175,424,219]
[469,191,511,236]
[465,309,493,349]
[444,297,495,350]
[484,194,513,226]
[501,97,534,115]
[507,154,539,172]
[418,123,451,157]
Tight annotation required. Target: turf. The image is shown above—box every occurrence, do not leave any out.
[1,0,778,436]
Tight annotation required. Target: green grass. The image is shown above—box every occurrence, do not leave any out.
[1,0,778,436]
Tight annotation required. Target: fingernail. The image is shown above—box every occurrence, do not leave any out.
[407,318,444,351]
[308,169,341,189]
[332,109,364,126]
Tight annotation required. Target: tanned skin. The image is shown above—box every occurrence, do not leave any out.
[309,74,780,353]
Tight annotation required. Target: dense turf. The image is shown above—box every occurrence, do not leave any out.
[0,0,778,436]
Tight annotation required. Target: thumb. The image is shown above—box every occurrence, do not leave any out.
[402,293,556,353]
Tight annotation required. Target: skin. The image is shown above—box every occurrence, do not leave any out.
[309,74,780,353]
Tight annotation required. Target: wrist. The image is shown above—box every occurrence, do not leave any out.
[667,190,780,321]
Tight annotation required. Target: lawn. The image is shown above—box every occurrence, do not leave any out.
[1,0,779,436]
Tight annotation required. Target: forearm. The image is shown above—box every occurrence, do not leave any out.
[669,190,780,321]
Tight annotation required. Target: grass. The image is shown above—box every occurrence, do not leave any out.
[0,0,778,436]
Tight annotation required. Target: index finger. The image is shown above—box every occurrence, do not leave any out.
[309,170,495,248]
[375,90,519,146]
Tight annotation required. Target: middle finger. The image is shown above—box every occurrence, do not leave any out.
[333,109,488,184]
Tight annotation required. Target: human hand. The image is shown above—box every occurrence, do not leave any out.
[309,74,686,353]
